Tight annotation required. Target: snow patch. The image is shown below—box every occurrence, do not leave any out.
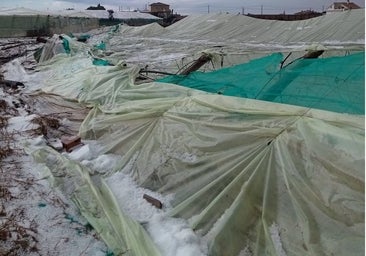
[106,170,208,256]
[269,223,287,256]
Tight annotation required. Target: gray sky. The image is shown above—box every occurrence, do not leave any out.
[0,0,364,14]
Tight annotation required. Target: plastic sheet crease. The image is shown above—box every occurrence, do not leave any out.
[31,146,161,256]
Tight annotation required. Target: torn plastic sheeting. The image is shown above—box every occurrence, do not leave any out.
[38,47,364,116]
[78,91,364,255]
[27,92,90,135]
[31,37,364,255]
[38,34,91,63]
[33,81,364,255]
[88,10,364,72]
[38,56,143,107]
[31,146,161,256]
[37,56,206,118]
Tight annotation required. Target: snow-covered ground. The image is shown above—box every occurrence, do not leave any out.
[0,58,108,254]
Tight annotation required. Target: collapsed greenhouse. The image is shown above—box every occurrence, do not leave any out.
[1,9,364,256]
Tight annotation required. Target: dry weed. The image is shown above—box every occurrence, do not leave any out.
[0,99,18,116]
[0,99,7,111]
[0,211,39,255]
[0,140,13,160]
[0,116,9,129]
[30,115,61,137]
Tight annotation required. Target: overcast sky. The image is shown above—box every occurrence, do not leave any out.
[0,0,364,14]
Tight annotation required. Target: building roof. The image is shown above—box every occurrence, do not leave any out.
[331,2,361,9]
[149,2,170,7]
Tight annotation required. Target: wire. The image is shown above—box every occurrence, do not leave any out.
[139,70,175,76]
[280,52,292,69]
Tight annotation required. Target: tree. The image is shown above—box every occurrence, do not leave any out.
[108,10,114,20]
[86,3,106,10]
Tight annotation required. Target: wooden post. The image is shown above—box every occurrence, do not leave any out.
[179,53,212,75]
[143,194,163,209]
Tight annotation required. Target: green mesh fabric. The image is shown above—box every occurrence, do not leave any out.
[158,52,365,115]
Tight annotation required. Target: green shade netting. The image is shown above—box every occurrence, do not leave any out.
[158,52,365,114]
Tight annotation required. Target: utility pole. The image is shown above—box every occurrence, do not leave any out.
[261,5,263,15]
[242,7,244,15]
[208,5,210,13]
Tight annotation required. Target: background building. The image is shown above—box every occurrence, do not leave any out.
[327,1,361,11]
[149,2,172,18]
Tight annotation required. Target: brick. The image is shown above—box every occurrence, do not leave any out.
[61,135,81,152]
